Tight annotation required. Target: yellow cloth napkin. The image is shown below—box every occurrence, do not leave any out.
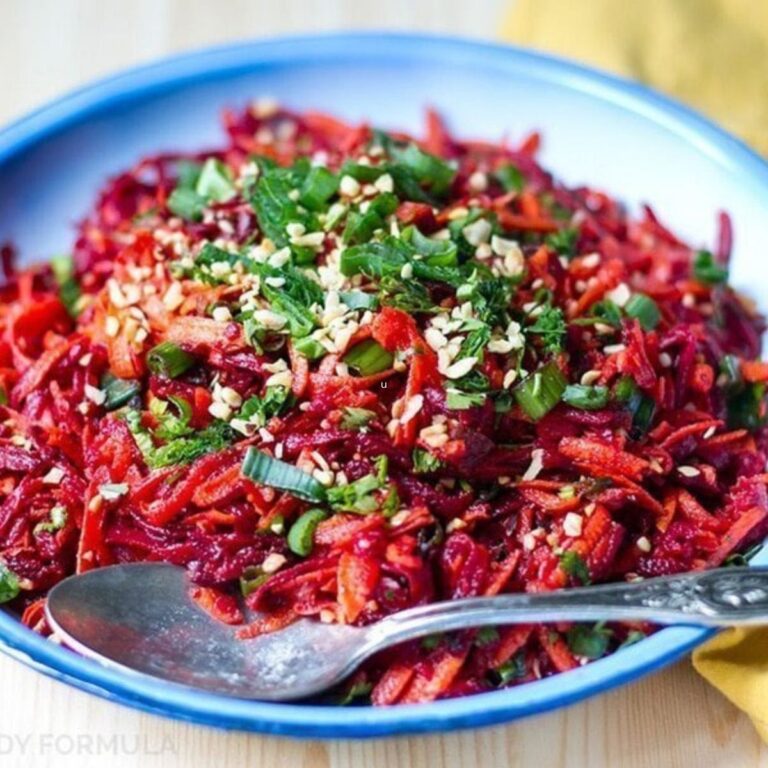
[502,0,768,155]
[502,0,768,739]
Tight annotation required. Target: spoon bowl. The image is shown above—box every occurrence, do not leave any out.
[45,563,768,701]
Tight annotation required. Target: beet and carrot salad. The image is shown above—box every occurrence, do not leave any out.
[0,101,766,705]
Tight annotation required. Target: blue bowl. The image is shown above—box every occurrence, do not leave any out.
[1,33,767,738]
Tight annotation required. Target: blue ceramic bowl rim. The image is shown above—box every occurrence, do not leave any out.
[1,32,768,738]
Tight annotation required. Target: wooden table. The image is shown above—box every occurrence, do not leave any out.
[0,1,764,765]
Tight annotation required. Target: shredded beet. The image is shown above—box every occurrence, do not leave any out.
[0,101,766,705]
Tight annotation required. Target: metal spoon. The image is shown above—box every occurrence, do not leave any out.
[45,563,768,701]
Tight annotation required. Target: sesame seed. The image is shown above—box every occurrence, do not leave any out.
[636,536,652,553]
[468,171,488,192]
[677,465,701,478]
[603,343,627,355]
[212,306,232,322]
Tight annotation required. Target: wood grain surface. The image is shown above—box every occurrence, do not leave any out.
[0,1,764,766]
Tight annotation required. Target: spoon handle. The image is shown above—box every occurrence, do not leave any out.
[367,567,768,649]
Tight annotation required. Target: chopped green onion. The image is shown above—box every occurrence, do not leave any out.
[242,448,327,503]
[545,228,578,258]
[562,384,609,410]
[495,653,526,685]
[195,158,236,203]
[146,341,196,379]
[100,372,141,411]
[343,339,394,376]
[239,565,270,597]
[614,376,656,437]
[624,293,661,330]
[34,505,68,535]
[528,305,567,353]
[513,362,568,420]
[693,250,728,284]
[0,561,19,603]
[287,508,327,557]
[292,336,327,361]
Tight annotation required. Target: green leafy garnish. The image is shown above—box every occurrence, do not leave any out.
[545,228,579,258]
[559,550,591,585]
[693,249,728,285]
[237,386,289,429]
[567,622,612,659]
[195,158,236,203]
[34,505,67,535]
[445,389,487,410]
[528,305,567,353]
[624,293,661,330]
[562,384,609,411]
[0,561,20,603]
[494,163,525,193]
[326,473,382,514]
[343,339,394,376]
[341,407,377,430]
[50,254,81,317]
[412,448,443,474]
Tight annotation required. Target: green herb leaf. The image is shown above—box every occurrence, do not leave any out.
[341,407,377,430]
[167,187,206,222]
[545,228,578,258]
[567,622,612,659]
[0,561,20,603]
[559,550,591,586]
[494,163,525,193]
[445,388,487,410]
[242,448,327,503]
[562,384,609,411]
[195,158,236,203]
[528,305,566,353]
[237,386,289,428]
[299,166,338,211]
[624,293,661,330]
[326,473,382,514]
